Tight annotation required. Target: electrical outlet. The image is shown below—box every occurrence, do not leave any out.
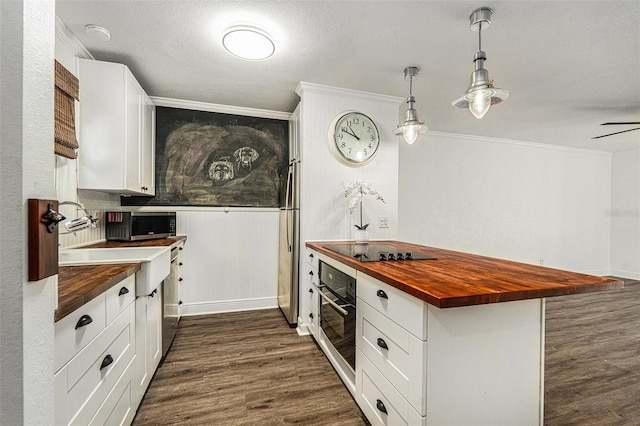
[378,216,389,228]
[539,259,544,266]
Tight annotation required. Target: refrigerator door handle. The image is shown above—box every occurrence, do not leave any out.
[285,164,292,252]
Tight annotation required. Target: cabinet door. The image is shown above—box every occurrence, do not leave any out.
[141,96,156,195]
[134,290,161,409]
[125,71,143,193]
[148,287,162,370]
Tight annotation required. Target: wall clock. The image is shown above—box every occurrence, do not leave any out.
[328,111,380,166]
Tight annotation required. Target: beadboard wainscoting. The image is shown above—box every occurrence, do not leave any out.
[176,210,279,316]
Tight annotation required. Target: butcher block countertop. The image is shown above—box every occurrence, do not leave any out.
[306,241,624,308]
[84,235,187,249]
[55,236,187,322]
[56,263,140,321]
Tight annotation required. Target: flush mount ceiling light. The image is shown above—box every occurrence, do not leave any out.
[222,26,275,61]
[85,24,111,42]
[393,66,428,144]
[452,7,509,119]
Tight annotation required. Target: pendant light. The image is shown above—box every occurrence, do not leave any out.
[452,7,509,119]
[394,66,428,144]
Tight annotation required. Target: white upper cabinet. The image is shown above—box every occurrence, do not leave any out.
[78,58,155,195]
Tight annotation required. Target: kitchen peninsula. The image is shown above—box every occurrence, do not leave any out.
[306,241,623,426]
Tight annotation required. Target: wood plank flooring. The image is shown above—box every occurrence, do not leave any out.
[133,309,369,425]
[545,277,640,425]
[134,277,640,425]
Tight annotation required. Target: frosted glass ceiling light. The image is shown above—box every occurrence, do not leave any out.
[393,66,428,144]
[452,7,509,119]
[222,26,275,61]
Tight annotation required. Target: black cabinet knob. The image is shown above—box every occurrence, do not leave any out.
[377,338,389,350]
[118,287,129,296]
[308,271,314,276]
[179,278,183,282]
[309,253,314,259]
[149,289,157,297]
[309,312,314,320]
[376,399,388,415]
[179,301,183,305]
[179,262,183,266]
[179,247,183,250]
[75,314,93,329]
[100,354,113,370]
[308,288,313,294]
[376,289,388,299]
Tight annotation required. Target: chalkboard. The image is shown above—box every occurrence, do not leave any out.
[122,106,289,208]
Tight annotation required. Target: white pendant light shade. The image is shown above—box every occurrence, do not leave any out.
[222,26,275,61]
[394,67,428,144]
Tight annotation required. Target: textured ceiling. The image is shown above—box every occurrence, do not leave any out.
[56,1,640,152]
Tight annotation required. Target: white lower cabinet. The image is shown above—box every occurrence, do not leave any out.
[133,286,162,408]
[55,275,136,426]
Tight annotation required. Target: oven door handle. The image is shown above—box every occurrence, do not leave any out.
[312,283,349,317]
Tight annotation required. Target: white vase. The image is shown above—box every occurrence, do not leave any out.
[354,228,369,244]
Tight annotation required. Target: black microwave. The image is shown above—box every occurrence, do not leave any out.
[105,211,176,241]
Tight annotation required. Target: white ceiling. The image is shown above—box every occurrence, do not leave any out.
[56,1,640,152]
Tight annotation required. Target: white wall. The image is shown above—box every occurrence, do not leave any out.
[398,132,612,275]
[177,210,280,315]
[0,1,56,424]
[610,149,640,279]
[297,83,402,244]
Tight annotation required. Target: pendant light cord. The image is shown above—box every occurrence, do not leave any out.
[478,22,483,51]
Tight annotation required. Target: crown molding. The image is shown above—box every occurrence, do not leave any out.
[150,97,291,120]
[296,81,404,106]
[55,16,93,60]
[426,130,614,157]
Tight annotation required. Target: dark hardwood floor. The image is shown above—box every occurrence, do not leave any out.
[134,277,640,425]
[133,309,369,425]
[545,277,640,425]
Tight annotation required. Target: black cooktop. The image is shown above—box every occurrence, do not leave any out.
[322,244,437,263]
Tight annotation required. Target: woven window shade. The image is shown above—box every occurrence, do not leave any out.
[54,60,80,159]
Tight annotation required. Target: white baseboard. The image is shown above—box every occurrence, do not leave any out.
[181,297,277,316]
[609,269,640,280]
[579,268,611,277]
[296,316,311,336]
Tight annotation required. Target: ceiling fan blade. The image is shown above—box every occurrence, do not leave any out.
[600,122,640,125]
[592,127,640,139]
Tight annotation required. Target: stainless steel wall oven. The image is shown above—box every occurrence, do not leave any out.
[317,261,356,371]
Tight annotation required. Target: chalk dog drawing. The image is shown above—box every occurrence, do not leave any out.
[234,147,259,171]
[208,157,235,182]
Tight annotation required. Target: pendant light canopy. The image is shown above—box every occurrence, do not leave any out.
[394,66,428,144]
[452,7,509,119]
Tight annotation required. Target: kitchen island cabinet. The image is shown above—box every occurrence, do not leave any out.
[306,241,622,426]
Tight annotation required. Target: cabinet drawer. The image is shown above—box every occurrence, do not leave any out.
[89,356,135,426]
[306,249,319,270]
[356,350,425,426]
[55,305,135,426]
[55,293,107,372]
[358,299,427,415]
[106,274,135,324]
[357,273,428,340]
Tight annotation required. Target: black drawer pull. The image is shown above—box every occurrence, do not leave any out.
[308,271,314,276]
[149,289,157,297]
[309,312,314,320]
[376,399,388,414]
[75,314,93,329]
[118,287,129,296]
[376,289,388,299]
[179,247,183,250]
[309,253,314,259]
[377,338,389,350]
[100,354,113,370]
[309,288,313,294]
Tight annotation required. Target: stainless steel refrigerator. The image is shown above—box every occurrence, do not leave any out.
[277,156,300,325]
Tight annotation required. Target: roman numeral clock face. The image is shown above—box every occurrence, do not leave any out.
[330,112,380,165]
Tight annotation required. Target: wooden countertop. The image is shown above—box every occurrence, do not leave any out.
[306,241,624,309]
[56,263,140,321]
[83,235,187,248]
[55,236,186,322]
